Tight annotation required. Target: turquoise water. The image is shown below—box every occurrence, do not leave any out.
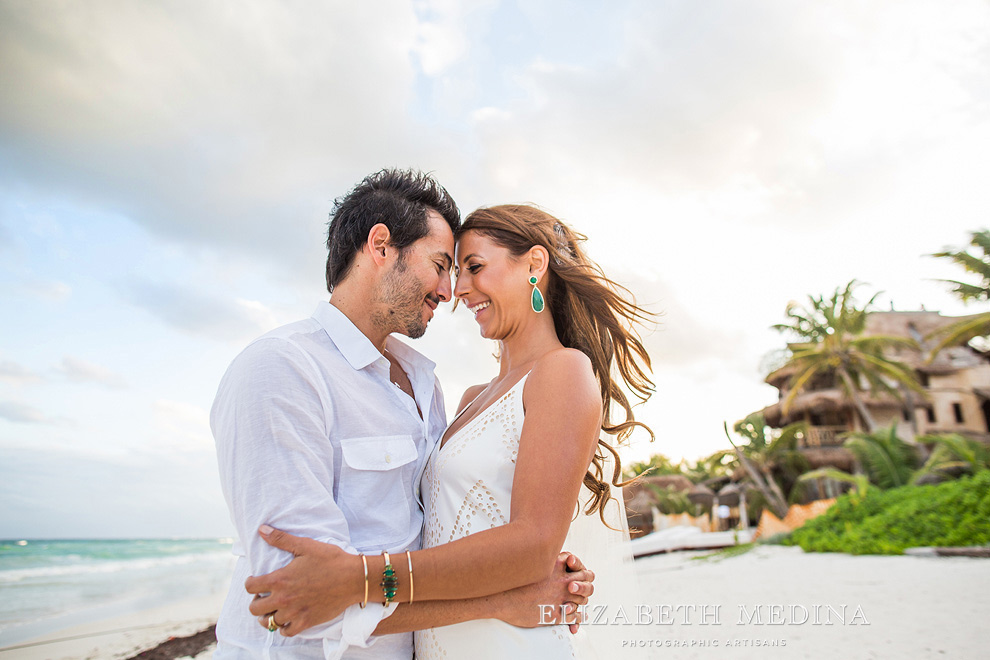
[0,538,235,646]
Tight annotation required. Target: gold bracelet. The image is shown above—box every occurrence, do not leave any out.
[381,551,398,606]
[405,550,414,604]
[359,554,369,609]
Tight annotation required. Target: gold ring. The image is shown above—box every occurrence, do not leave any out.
[267,614,279,632]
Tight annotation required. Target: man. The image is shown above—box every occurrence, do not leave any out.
[212,169,590,659]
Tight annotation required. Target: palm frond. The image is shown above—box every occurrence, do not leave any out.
[926,312,990,358]
[781,362,823,414]
[931,230,990,303]
[938,251,990,285]
[852,352,925,395]
[969,229,990,256]
[799,468,870,496]
[844,425,916,488]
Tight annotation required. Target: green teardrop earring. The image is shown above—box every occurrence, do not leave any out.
[529,275,545,313]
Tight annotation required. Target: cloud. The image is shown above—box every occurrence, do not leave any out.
[0,360,44,385]
[121,279,277,342]
[600,270,760,377]
[0,0,462,281]
[0,445,231,538]
[0,400,52,424]
[412,0,492,76]
[56,356,127,389]
[150,398,212,452]
[469,0,990,221]
[25,280,72,301]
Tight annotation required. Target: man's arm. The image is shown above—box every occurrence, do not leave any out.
[213,338,388,641]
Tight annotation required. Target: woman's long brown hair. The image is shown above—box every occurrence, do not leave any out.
[459,205,656,524]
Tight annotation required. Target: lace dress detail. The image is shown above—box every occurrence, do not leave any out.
[415,375,576,659]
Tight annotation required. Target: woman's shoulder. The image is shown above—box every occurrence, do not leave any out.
[456,383,488,414]
[527,348,598,400]
[531,347,593,375]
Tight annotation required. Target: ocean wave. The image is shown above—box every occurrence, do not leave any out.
[0,550,232,583]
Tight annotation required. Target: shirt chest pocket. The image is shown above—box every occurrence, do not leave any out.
[339,434,418,471]
[337,434,418,549]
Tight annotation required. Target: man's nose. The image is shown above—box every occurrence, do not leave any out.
[437,271,452,302]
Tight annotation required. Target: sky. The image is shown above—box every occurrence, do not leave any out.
[1,0,989,539]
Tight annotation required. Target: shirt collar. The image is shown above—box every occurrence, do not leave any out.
[384,333,437,375]
[312,301,436,374]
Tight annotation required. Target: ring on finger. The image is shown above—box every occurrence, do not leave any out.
[267,614,280,632]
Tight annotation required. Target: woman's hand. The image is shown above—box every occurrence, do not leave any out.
[494,552,595,633]
[245,526,362,636]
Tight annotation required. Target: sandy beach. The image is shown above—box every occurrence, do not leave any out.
[2,545,986,659]
[0,591,223,660]
[629,545,989,658]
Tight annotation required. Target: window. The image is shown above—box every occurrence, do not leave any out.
[917,371,930,388]
[926,407,936,424]
[953,403,965,424]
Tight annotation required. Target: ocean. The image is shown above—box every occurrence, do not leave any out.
[0,538,236,647]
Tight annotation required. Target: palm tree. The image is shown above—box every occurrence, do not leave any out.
[774,280,923,433]
[723,421,790,518]
[681,450,734,484]
[928,229,990,355]
[733,413,810,500]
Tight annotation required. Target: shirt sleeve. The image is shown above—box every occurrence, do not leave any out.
[212,337,390,657]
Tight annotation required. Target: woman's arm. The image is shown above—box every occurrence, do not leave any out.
[371,552,590,635]
[246,349,603,632]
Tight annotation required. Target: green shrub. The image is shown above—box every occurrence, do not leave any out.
[783,471,990,555]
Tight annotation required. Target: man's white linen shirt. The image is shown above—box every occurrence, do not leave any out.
[212,301,447,660]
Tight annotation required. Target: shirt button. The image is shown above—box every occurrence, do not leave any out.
[385,454,392,463]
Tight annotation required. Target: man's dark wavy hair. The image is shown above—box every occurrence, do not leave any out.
[325,169,460,292]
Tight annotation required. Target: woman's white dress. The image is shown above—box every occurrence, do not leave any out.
[414,375,577,659]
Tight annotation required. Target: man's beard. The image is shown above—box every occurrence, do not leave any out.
[372,255,430,339]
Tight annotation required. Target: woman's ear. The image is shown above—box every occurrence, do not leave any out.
[527,245,550,281]
[366,223,392,265]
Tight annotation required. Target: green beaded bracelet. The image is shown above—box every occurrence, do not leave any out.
[381,551,399,605]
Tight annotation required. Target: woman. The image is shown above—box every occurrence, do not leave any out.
[250,205,654,657]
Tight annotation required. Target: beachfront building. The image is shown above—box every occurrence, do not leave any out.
[760,310,990,471]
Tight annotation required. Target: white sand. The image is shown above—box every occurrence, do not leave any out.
[625,545,989,659]
[0,591,224,660]
[3,546,987,659]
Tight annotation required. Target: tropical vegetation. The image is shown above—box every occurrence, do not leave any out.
[772,280,923,432]
[843,425,920,489]
[784,471,990,554]
[623,232,990,552]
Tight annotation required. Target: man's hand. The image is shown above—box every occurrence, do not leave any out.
[493,552,595,634]
[245,526,362,636]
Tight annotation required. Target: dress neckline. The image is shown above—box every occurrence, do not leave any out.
[438,373,530,452]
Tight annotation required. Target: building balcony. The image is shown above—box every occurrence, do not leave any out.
[803,425,848,448]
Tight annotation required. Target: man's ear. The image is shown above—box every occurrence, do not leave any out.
[527,245,550,281]
[366,223,392,266]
